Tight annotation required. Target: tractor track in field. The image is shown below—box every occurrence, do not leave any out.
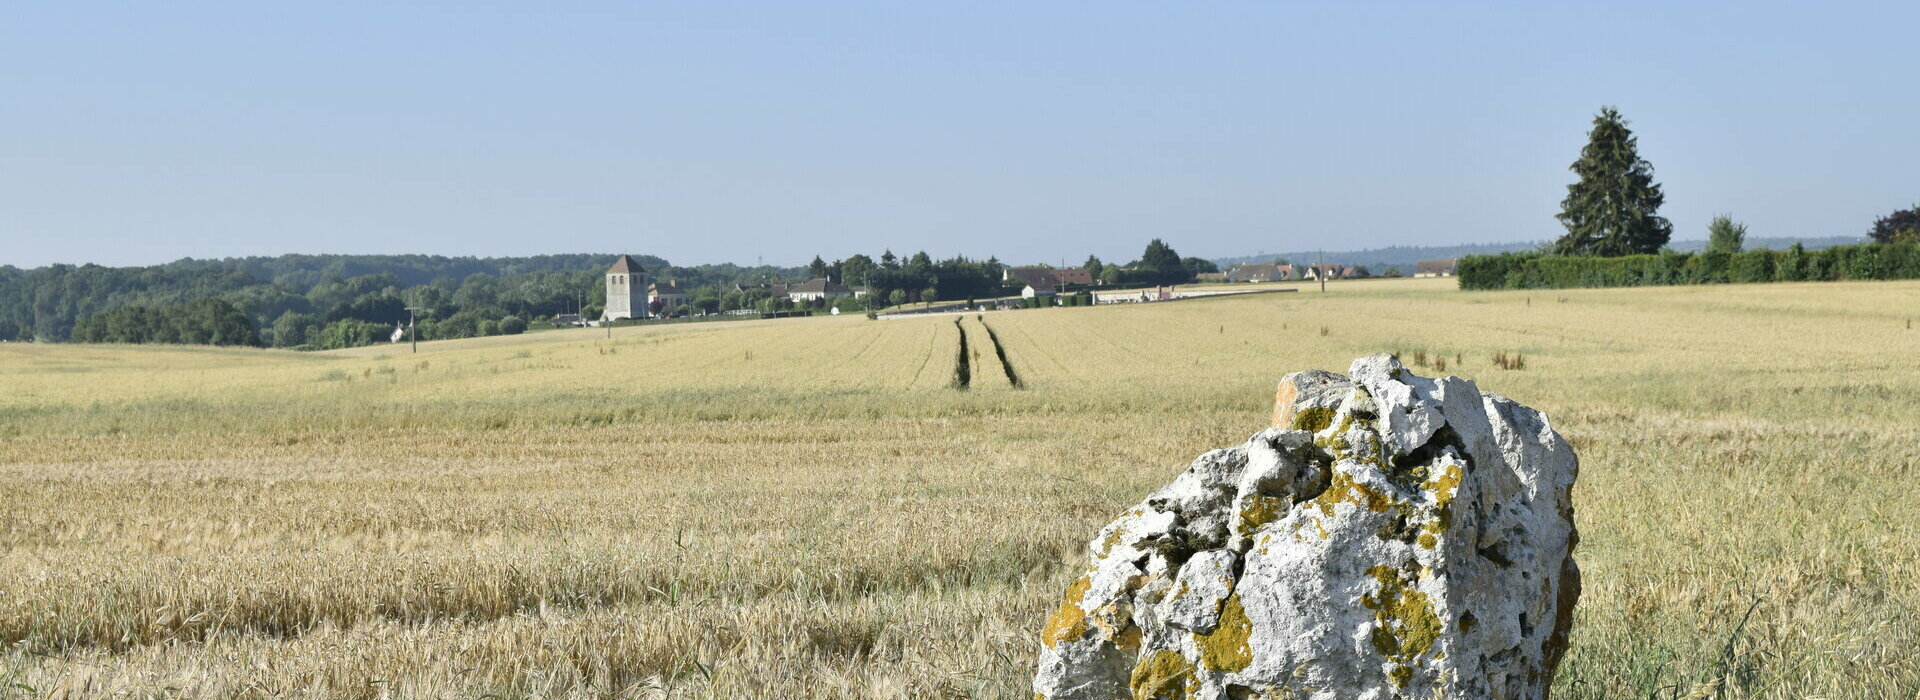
[975,316,1022,388]
[951,317,970,389]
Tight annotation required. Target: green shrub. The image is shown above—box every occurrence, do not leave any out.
[1458,252,1539,290]
[1778,244,1807,281]
[1728,250,1776,284]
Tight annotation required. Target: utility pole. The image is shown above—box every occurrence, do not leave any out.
[1318,250,1326,294]
[404,307,425,353]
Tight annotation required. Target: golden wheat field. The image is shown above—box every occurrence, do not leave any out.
[1,277,1917,699]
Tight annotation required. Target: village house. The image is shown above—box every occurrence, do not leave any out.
[1226,263,1297,283]
[1003,266,1094,290]
[1021,279,1057,299]
[1414,259,1459,278]
[1048,268,1096,286]
[1303,264,1370,281]
[648,279,687,315]
[786,278,853,302]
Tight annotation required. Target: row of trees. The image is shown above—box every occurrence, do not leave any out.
[1084,239,1219,286]
[1459,240,1920,290]
[781,239,1222,311]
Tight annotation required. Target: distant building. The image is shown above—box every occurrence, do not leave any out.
[1414,259,1458,278]
[1004,267,1094,290]
[1049,268,1095,286]
[1303,264,1367,281]
[551,313,584,327]
[1022,281,1057,298]
[1196,272,1229,283]
[1226,263,1297,283]
[786,278,853,302]
[603,255,648,321]
[648,280,687,315]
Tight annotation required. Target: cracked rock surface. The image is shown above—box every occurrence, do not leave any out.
[1034,354,1580,700]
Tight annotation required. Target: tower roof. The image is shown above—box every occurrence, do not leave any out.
[607,255,645,274]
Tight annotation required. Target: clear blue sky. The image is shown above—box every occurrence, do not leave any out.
[3,1,1915,268]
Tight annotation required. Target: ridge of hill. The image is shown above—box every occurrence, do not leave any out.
[1211,236,1868,273]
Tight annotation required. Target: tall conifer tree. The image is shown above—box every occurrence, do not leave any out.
[1554,107,1671,256]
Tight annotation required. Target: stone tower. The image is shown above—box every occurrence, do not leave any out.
[603,255,647,321]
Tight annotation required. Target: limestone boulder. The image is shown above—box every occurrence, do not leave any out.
[1034,354,1580,700]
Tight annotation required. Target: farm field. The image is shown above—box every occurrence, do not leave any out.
[2,277,1917,698]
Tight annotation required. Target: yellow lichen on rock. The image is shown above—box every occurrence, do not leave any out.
[1130,649,1198,700]
[1309,470,1394,517]
[1041,574,1093,648]
[1098,508,1142,556]
[1361,565,1442,685]
[1238,493,1288,533]
[1417,463,1464,549]
[1196,593,1254,673]
[1288,406,1336,433]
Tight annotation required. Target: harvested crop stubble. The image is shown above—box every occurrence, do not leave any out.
[1,278,1917,697]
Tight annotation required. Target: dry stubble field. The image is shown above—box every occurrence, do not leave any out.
[1,277,1916,699]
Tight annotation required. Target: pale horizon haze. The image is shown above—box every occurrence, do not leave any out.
[3,1,1917,269]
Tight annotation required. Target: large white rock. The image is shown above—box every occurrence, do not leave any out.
[1034,354,1580,700]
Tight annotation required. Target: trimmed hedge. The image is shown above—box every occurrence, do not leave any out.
[1458,242,1920,290]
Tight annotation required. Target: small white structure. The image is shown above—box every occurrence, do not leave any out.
[1022,281,1057,299]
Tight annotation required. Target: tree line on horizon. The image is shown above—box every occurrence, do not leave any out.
[0,238,1224,348]
[786,239,1219,310]
[0,254,807,348]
